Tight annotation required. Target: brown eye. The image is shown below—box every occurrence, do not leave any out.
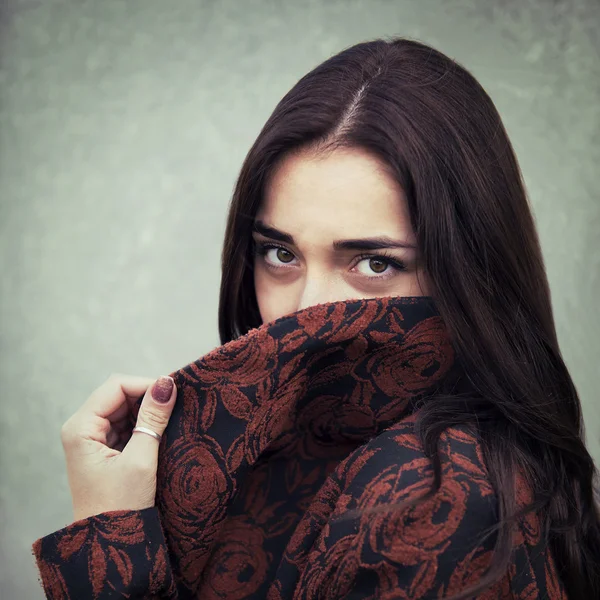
[276,248,294,263]
[353,254,406,278]
[368,258,388,273]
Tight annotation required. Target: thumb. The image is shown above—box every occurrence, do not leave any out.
[123,376,177,461]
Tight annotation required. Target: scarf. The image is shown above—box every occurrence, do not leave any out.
[33,296,566,599]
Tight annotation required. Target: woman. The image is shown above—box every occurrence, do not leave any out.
[33,38,599,599]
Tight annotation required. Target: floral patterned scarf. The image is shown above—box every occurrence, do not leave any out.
[33,296,567,599]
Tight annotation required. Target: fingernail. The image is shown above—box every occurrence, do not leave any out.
[151,376,174,404]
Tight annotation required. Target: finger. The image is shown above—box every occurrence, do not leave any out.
[106,428,120,449]
[121,376,177,464]
[62,375,157,450]
[111,419,133,434]
[82,374,156,422]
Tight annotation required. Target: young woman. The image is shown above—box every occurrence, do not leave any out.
[33,38,599,599]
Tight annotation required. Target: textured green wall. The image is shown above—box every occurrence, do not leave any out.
[1,1,598,597]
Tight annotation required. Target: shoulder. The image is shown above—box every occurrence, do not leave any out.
[332,415,497,514]
[296,419,503,598]
[332,417,500,561]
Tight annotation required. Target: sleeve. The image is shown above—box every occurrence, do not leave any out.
[295,427,501,599]
[32,507,182,599]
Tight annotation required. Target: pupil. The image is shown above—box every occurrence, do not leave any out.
[369,258,387,273]
[277,248,293,263]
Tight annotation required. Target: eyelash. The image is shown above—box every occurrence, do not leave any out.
[253,242,407,279]
[253,242,292,267]
[354,251,407,279]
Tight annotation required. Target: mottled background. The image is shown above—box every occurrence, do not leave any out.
[0,0,598,597]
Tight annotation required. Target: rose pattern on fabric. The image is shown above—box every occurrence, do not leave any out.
[295,394,377,459]
[33,296,567,599]
[355,316,454,423]
[156,435,234,591]
[33,509,174,599]
[201,517,270,600]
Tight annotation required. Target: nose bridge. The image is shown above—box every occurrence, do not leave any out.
[297,270,338,311]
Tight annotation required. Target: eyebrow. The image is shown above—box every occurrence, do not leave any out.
[253,220,416,250]
[253,221,294,244]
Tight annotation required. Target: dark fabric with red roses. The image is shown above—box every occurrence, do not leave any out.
[33,297,567,599]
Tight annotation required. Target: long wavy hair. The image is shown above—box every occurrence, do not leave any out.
[218,38,600,598]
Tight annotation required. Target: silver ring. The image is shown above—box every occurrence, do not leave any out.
[132,426,162,442]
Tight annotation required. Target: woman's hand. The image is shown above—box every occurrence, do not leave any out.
[60,374,177,522]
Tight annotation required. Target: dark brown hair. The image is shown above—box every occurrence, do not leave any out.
[218,38,600,597]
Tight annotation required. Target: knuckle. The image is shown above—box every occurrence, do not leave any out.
[90,373,127,402]
[138,408,167,431]
[105,373,123,390]
[60,419,76,445]
[102,373,124,391]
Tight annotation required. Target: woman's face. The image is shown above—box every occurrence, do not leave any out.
[253,147,428,324]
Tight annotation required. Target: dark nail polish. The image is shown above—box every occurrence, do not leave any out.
[151,377,174,403]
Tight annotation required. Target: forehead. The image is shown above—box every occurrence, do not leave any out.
[259,147,414,242]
